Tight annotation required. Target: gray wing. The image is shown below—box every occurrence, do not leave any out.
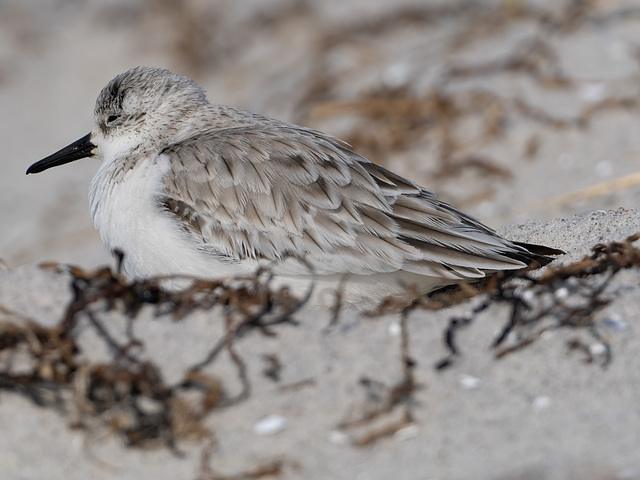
[159,124,532,279]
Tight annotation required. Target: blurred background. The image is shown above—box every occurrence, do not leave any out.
[3,0,640,269]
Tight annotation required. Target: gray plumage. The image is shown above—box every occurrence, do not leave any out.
[27,67,560,308]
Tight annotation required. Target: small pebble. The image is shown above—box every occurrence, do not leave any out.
[532,396,552,411]
[579,82,607,103]
[382,62,412,88]
[540,330,555,341]
[459,374,480,390]
[388,321,401,337]
[521,290,535,305]
[603,314,628,331]
[589,343,607,357]
[554,287,569,300]
[394,424,420,441]
[253,414,287,436]
[328,430,350,445]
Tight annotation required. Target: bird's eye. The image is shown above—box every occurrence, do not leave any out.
[107,114,120,124]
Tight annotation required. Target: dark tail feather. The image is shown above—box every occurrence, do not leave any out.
[513,241,565,256]
[510,241,565,267]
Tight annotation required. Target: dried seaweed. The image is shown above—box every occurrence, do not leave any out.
[447,38,572,89]
[318,0,597,51]
[7,1,640,476]
[0,262,305,476]
[335,310,418,447]
[435,233,640,369]
[197,438,283,480]
[2,231,639,457]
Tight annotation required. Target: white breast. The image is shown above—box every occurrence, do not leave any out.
[88,154,253,280]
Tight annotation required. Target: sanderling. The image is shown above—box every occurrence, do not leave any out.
[27,66,560,308]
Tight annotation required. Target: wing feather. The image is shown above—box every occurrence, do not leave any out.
[159,123,534,277]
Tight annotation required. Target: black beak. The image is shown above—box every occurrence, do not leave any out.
[26,133,96,174]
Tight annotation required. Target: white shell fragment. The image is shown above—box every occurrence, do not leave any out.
[394,424,420,441]
[589,343,607,357]
[328,430,350,445]
[532,396,552,412]
[459,374,481,390]
[253,414,287,436]
[388,321,402,337]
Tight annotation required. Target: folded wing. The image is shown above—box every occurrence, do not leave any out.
[159,124,549,280]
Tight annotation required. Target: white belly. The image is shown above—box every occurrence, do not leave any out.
[89,154,254,280]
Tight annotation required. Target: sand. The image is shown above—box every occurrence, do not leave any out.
[2,1,640,479]
[1,209,640,480]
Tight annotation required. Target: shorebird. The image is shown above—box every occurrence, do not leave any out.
[27,66,560,308]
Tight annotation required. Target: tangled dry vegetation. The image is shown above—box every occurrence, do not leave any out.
[0,262,305,478]
[0,232,639,476]
[4,0,640,477]
[431,232,640,370]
